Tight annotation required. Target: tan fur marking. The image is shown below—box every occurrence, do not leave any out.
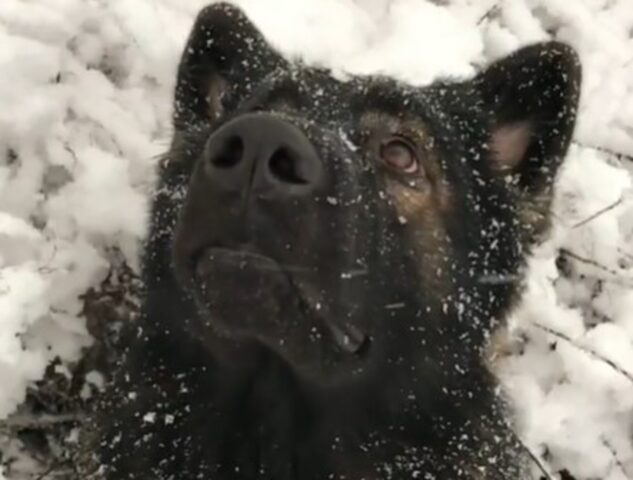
[490,121,532,172]
[484,324,513,371]
[386,175,452,221]
[387,182,433,218]
[386,178,455,297]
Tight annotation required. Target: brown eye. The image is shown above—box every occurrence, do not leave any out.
[379,137,419,174]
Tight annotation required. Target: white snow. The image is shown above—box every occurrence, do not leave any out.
[0,0,632,478]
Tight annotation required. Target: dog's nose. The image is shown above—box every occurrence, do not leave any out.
[202,113,323,196]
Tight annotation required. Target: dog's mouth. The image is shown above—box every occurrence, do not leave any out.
[194,247,287,292]
[192,246,370,356]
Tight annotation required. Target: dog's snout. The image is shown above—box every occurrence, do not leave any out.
[203,113,323,195]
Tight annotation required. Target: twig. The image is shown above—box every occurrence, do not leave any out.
[62,143,79,169]
[617,247,633,263]
[559,249,618,275]
[34,463,58,480]
[558,248,633,287]
[1,413,83,431]
[572,196,624,229]
[505,427,556,480]
[525,445,556,480]
[572,141,633,163]
[32,460,75,480]
[532,323,633,385]
[477,3,500,25]
[601,437,631,478]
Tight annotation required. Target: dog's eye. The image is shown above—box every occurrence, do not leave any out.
[379,137,419,174]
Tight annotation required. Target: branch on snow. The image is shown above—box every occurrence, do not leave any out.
[572,141,633,163]
[559,248,633,287]
[477,3,500,25]
[572,196,625,229]
[532,323,633,385]
[601,437,632,478]
[0,412,83,432]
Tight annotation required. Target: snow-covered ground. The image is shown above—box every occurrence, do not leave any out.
[0,0,632,478]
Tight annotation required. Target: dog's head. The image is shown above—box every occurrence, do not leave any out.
[162,3,580,383]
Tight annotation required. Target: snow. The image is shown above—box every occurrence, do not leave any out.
[0,0,632,478]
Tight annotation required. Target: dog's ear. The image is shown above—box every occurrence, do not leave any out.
[476,42,581,195]
[173,3,285,130]
[475,42,581,242]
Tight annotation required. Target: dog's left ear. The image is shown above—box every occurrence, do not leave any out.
[173,3,286,131]
[475,42,581,196]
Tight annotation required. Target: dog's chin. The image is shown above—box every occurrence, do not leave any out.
[193,247,300,330]
[192,247,371,359]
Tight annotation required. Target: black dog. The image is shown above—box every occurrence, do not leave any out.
[82,3,580,479]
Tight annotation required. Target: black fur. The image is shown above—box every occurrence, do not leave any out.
[84,4,581,479]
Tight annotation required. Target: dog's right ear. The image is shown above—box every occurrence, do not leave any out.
[174,3,285,130]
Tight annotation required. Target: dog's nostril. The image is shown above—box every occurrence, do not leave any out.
[212,136,244,168]
[269,148,308,185]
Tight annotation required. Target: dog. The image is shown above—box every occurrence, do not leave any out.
[82,3,581,479]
